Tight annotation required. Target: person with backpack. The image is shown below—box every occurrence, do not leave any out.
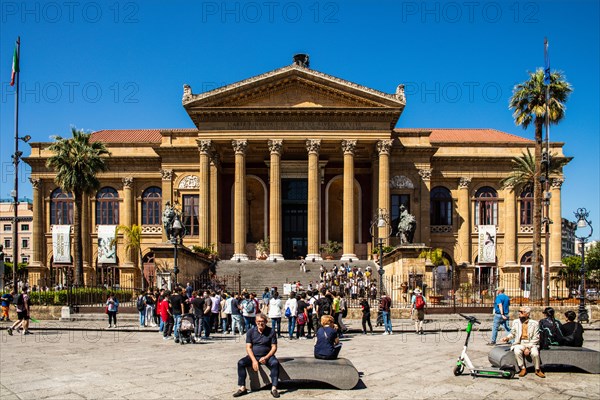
[268,292,283,338]
[241,293,256,332]
[538,307,564,349]
[410,288,426,334]
[1,290,15,322]
[284,291,298,340]
[8,287,31,335]
[560,310,584,347]
[136,291,147,327]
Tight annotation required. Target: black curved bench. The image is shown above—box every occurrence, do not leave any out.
[245,357,359,390]
[488,345,600,374]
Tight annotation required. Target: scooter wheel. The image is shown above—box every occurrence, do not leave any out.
[502,370,515,379]
[453,364,464,376]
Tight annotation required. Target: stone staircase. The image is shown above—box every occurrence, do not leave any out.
[216,259,378,298]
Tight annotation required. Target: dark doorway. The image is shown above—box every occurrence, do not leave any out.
[282,179,308,259]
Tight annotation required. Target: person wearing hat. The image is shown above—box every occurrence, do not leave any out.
[501,306,545,378]
[538,307,564,349]
[487,287,511,345]
[410,288,427,334]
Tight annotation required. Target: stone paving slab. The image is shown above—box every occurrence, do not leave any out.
[1,324,599,399]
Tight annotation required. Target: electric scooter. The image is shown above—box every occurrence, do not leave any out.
[453,314,515,379]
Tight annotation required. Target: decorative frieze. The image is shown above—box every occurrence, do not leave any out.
[389,175,414,189]
[232,139,248,155]
[431,225,453,234]
[418,168,432,181]
[305,139,322,155]
[268,139,284,155]
[520,225,534,233]
[161,169,173,181]
[178,175,200,189]
[141,225,163,234]
[459,177,472,189]
[122,177,134,189]
[341,139,357,155]
[376,139,394,155]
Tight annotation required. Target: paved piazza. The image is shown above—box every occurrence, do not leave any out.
[1,321,599,400]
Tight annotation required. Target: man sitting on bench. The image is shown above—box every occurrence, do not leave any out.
[501,306,545,378]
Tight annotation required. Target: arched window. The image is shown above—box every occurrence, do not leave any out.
[142,187,162,225]
[50,188,73,225]
[474,186,498,226]
[430,186,452,226]
[519,185,533,225]
[520,251,533,292]
[96,187,120,225]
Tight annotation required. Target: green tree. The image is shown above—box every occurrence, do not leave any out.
[47,128,110,286]
[116,224,144,289]
[500,148,570,190]
[586,242,600,271]
[509,68,572,301]
[419,248,450,295]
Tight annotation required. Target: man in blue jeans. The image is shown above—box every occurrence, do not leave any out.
[488,287,510,345]
[169,287,185,343]
[380,293,393,335]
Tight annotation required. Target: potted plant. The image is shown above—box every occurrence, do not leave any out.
[319,240,341,260]
[256,237,270,260]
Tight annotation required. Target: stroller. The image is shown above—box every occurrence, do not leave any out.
[179,314,195,345]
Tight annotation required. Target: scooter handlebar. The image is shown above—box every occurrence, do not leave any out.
[459,313,481,325]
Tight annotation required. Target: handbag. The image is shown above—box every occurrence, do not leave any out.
[285,307,291,318]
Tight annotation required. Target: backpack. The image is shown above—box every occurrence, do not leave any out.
[244,300,255,314]
[285,307,291,318]
[297,311,306,325]
[320,300,331,316]
[137,296,146,311]
[415,295,425,310]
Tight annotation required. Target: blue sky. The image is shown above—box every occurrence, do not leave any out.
[1,0,599,239]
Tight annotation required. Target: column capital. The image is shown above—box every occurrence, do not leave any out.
[418,168,432,181]
[232,139,248,155]
[305,139,321,155]
[376,139,394,155]
[458,177,472,189]
[341,139,357,155]
[122,176,134,189]
[268,139,284,155]
[209,152,221,167]
[29,177,41,189]
[551,178,564,189]
[196,139,213,155]
[161,169,174,181]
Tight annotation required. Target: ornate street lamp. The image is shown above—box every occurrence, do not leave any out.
[574,208,593,323]
[170,213,185,289]
[370,208,392,295]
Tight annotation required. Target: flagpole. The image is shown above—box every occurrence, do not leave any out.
[12,36,21,293]
[543,37,551,306]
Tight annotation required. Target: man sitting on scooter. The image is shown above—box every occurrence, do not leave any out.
[501,306,545,378]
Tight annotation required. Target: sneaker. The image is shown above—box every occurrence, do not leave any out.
[24,331,33,335]
[108,325,112,329]
[535,370,546,378]
[7,327,13,336]
[389,332,393,335]
[486,342,496,346]
[518,368,527,377]
[382,332,389,335]
[362,331,367,335]
[174,339,180,343]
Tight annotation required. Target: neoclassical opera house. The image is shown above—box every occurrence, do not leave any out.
[24,55,568,291]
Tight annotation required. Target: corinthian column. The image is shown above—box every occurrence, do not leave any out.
[161,169,173,242]
[457,177,472,265]
[418,168,432,245]
[30,178,44,266]
[197,139,212,247]
[306,139,322,261]
[267,140,284,261]
[377,140,393,244]
[504,184,517,266]
[210,153,220,254]
[122,177,134,264]
[550,178,564,267]
[341,140,357,261]
[232,140,248,260]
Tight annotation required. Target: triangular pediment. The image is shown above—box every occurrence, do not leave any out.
[183,64,405,109]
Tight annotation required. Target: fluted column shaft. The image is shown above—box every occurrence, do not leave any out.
[341,140,357,260]
[81,193,90,267]
[306,139,322,260]
[122,177,134,264]
[30,178,44,264]
[232,140,248,260]
[457,178,472,265]
[504,185,517,265]
[377,140,393,244]
[210,154,220,253]
[268,140,284,261]
[161,169,173,242]
[197,140,211,248]
[419,168,432,246]
[550,179,564,266]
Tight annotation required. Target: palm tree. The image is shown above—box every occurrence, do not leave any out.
[509,68,572,301]
[500,148,570,189]
[115,224,144,289]
[47,128,110,286]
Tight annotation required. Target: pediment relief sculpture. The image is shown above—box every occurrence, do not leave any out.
[389,175,414,189]
[178,175,200,189]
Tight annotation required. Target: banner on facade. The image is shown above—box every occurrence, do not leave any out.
[52,225,71,263]
[98,225,117,264]
[478,225,496,264]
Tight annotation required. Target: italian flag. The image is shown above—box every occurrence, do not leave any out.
[10,38,19,86]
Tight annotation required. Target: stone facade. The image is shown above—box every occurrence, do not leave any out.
[23,61,569,291]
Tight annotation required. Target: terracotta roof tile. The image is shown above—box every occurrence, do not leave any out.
[394,128,531,143]
[90,129,196,143]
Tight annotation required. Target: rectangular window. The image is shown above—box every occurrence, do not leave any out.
[4,239,11,249]
[3,224,11,232]
[183,195,199,236]
[21,224,29,231]
[21,256,29,264]
[390,194,410,236]
[22,239,29,248]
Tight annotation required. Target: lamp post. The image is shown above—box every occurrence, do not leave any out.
[12,133,31,293]
[574,208,593,323]
[370,208,391,295]
[170,212,185,289]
